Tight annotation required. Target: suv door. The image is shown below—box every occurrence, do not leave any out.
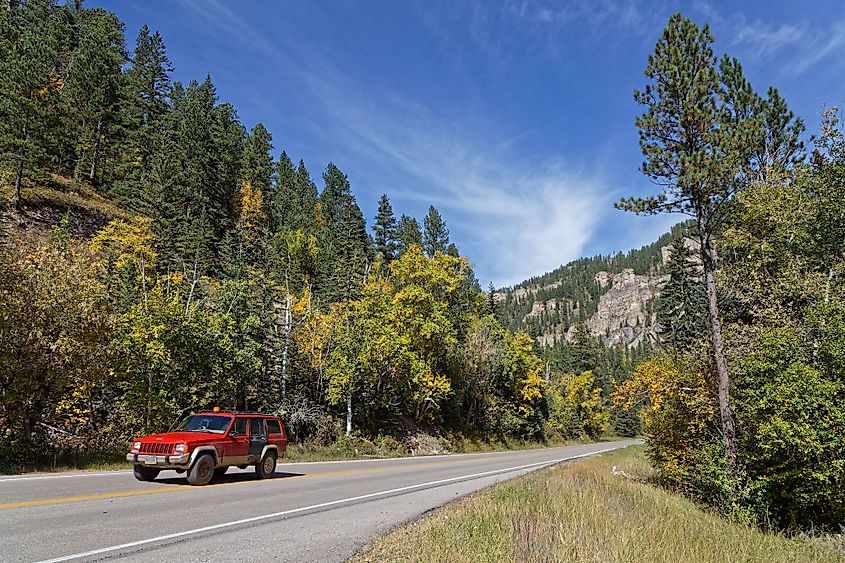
[248,418,267,463]
[223,417,250,466]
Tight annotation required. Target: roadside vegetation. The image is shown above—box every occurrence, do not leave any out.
[353,447,844,563]
[0,1,618,475]
[611,14,845,532]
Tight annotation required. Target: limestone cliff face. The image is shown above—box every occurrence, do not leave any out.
[515,268,667,349]
[496,226,701,350]
[584,269,668,348]
[497,235,699,349]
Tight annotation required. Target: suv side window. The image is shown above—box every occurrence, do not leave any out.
[249,418,265,437]
[234,417,247,436]
[267,419,282,435]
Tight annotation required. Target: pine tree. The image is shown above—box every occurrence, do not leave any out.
[332,201,368,301]
[320,163,352,223]
[269,150,296,231]
[65,8,127,185]
[163,76,244,269]
[0,0,62,204]
[423,205,449,257]
[241,123,273,193]
[293,158,318,230]
[614,13,798,474]
[397,214,422,254]
[656,236,706,349]
[126,25,172,164]
[372,194,399,261]
[317,162,367,302]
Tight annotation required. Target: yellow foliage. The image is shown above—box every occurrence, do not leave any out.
[504,332,546,417]
[55,380,95,427]
[563,370,609,438]
[614,356,716,480]
[234,180,265,248]
[90,216,157,290]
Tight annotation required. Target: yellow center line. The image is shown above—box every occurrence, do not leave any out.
[0,486,183,509]
[0,452,526,511]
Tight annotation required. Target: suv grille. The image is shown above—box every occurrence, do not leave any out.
[139,442,175,455]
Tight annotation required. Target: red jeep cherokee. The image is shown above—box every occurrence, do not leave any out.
[127,410,287,485]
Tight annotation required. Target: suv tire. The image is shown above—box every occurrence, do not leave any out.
[187,453,215,486]
[255,450,277,479]
[133,464,160,482]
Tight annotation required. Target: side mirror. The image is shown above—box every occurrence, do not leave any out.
[229,430,239,438]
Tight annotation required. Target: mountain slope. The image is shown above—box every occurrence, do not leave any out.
[495,222,692,349]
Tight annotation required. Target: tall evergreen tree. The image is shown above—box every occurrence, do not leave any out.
[269,150,296,231]
[397,214,423,254]
[65,8,127,185]
[615,14,799,474]
[126,25,171,163]
[656,236,706,349]
[372,194,399,261]
[292,158,318,231]
[423,205,449,257]
[317,162,367,302]
[333,201,368,301]
[162,76,244,269]
[0,0,62,204]
[241,123,273,193]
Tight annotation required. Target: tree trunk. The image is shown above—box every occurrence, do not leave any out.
[696,210,737,476]
[346,394,352,437]
[89,117,102,184]
[13,154,23,208]
[280,293,291,403]
[13,124,26,207]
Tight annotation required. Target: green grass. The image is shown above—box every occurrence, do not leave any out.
[352,446,844,563]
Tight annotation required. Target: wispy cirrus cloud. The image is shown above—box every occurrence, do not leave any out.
[694,1,845,77]
[299,67,612,287]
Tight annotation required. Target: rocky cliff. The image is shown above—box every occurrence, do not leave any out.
[496,223,695,350]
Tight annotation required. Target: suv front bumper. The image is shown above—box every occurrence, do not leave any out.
[127,453,190,468]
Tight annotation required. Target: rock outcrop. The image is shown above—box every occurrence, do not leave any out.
[498,236,701,349]
[585,269,667,348]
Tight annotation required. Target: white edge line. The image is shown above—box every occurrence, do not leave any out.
[37,446,622,563]
[0,471,127,483]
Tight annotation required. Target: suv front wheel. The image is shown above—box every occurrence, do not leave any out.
[187,453,215,486]
[255,450,277,479]
[133,464,160,482]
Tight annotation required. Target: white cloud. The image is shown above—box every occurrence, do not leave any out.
[695,2,845,78]
[300,69,610,287]
[733,21,805,57]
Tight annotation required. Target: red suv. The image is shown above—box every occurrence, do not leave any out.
[127,410,287,485]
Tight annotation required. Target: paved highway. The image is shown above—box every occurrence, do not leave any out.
[0,440,638,562]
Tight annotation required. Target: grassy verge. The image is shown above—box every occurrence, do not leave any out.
[352,446,844,563]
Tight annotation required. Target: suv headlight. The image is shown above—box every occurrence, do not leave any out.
[131,442,141,453]
[174,444,187,454]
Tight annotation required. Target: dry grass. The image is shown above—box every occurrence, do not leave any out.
[352,446,844,563]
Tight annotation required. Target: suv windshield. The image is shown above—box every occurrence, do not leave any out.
[175,414,232,434]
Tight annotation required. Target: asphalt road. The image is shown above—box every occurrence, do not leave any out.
[0,439,639,562]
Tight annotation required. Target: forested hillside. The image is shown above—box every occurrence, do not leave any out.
[496,222,688,343]
[0,1,612,469]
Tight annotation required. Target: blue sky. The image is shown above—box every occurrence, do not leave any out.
[91,0,845,287]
